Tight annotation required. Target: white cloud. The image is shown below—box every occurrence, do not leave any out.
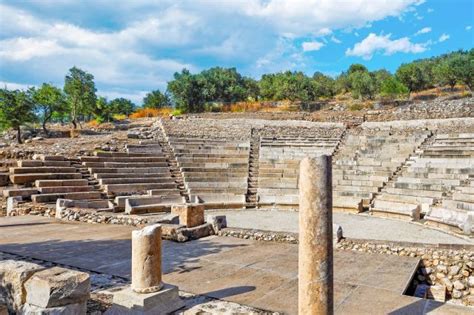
[0,81,35,91]
[415,27,431,35]
[0,0,430,99]
[243,0,422,36]
[330,36,342,44]
[466,26,472,31]
[427,8,434,13]
[302,41,325,52]
[438,33,450,42]
[346,33,427,60]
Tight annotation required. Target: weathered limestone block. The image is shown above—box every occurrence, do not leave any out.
[206,215,227,234]
[20,301,87,315]
[171,204,204,228]
[132,225,162,293]
[0,260,45,311]
[107,284,183,315]
[6,196,23,215]
[24,267,90,308]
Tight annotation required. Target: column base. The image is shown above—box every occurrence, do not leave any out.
[105,283,184,315]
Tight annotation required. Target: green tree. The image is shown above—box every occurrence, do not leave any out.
[94,97,112,122]
[258,71,315,102]
[451,53,474,90]
[200,67,248,103]
[380,77,409,100]
[64,66,97,129]
[109,98,135,115]
[433,59,457,90]
[30,83,67,134]
[312,72,335,98]
[395,63,426,94]
[349,71,376,99]
[0,89,36,144]
[167,69,207,112]
[143,90,171,108]
[348,63,368,75]
[372,69,392,94]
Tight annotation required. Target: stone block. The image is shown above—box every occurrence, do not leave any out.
[171,204,204,228]
[0,173,8,186]
[0,260,45,311]
[427,284,446,302]
[0,304,6,315]
[6,196,23,215]
[206,215,227,233]
[20,301,86,314]
[106,284,184,315]
[24,267,90,308]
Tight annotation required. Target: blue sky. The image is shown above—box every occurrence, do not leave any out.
[0,0,473,104]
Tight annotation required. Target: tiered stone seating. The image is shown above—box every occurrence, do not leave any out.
[83,148,181,198]
[4,155,101,203]
[169,137,250,208]
[334,130,430,212]
[371,133,474,233]
[257,136,339,207]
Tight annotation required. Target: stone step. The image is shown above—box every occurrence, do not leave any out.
[188,187,248,194]
[333,196,363,210]
[371,200,420,218]
[185,181,247,189]
[89,167,170,174]
[32,191,102,203]
[424,207,470,232]
[334,185,379,193]
[80,156,167,163]
[10,167,77,174]
[38,186,94,194]
[258,194,298,205]
[83,162,169,168]
[32,154,65,161]
[375,193,434,205]
[190,193,246,205]
[3,188,39,198]
[452,192,474,203]
[35,179,89,187]
[103,183,177,194]
[99,177,175,185]
[442,199,474,211]
[381,187,443,199]
[94,152,156,158]
[10,173,82,185]
[18,160,71,167]
[93,173,170,179]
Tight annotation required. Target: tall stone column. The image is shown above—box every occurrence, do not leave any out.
[298,156,334,315]
[131,224,163,293]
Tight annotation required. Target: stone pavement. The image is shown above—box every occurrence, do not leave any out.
[207,210,473,245]
[0,216,471,314]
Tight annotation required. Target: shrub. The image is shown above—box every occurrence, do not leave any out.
[129,107,172,119]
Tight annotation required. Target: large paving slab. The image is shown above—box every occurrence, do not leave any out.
[0,216,470,314]
[207,210,473,245]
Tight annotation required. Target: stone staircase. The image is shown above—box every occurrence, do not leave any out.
[246,128,260,208]
[154,120,189,203]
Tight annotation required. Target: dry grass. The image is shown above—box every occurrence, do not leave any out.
[129,108,173,119]
[221,101,296,113]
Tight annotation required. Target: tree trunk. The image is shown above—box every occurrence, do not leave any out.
[43,110,52,136]
[16,126,22,144]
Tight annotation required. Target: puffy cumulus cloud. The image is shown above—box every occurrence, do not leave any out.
[415,27,431,35]
[438,33,450,42]
[302,41,325,52]
[467,26,472,31]
[346,33,427,60]
[243,0,423,36]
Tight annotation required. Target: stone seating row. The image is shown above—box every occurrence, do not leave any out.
[4,155,102,204]
[83,148,182,198]
[370,133,474,234]
[169,137,250,208]
[257,137,339,207]
[333,132,430,212]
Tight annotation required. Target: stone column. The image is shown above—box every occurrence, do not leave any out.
[298,156,334,315]
[131,224,163,293]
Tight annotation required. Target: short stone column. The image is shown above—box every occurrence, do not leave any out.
[107,224,184,314]
[298,156,334,315]
[131,225,163,293]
